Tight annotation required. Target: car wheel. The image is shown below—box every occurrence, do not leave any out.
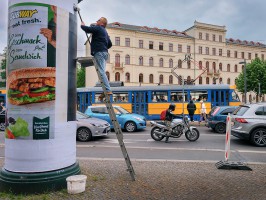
[125,121,137,132]
[0,123,5,131]
[77,127,92,142]
[250,128,266,147]
[214,123,226,134]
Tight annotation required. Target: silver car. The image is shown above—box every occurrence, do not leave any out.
[231,103,266,147]
[76,111,110,142]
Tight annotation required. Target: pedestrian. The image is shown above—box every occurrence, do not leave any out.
[199,100,207,124]
[80,17,112,99]
[187,100,196,122]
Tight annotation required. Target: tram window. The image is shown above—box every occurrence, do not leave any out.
[95,93,109,103]
[232,91,240,101]
[170,91,188,102]
[113,93,128,102]
[152,91,168,102]
[190,91,207,101]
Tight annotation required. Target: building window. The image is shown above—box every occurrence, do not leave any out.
[212,48,216,56]
[149,41,153,49]
[199,77,202,84]
[219,63,222,71]
[125,38,130,47]
[139,56,143,66]
[149,74,153,83]
[169,75,173,84]
[206,47,209,55]
[227,64,230,72]
[206,61,209,72]
[159,58,164,67]
[169,59,173,68]
[149,57,154,66]
[139,73,143,83]
[159,74,164,84]
[178,44,182,53]
[206,77,209,84]
[199,32,202,39]
[139,40,143,48]
[199,46,202,54]
[219,77,223,84]
[219,35,222,42]
[169,43,173,52]
[219,49,222,56]
[115,53,120,67]
[187,45,191,53]
[213,77,217,84]
[227,78,231,84]
[115,72,120,81]
[106,71,110,81]
[212,62,216,73]
[125,72,130,82]
[107,53,110,63]
[248,53,251,59]
[159,42,163,50]
[206,33,209,41]
[125,55,130,65]
[199,61,202,70]
[255,53,258,58]
[234,64,238,72]
[178,59,182,68]
[187,60,191,69]
[262,54,265,60]
[241,52,245,59]
[212,34,216,41]
[115,37,120,46]
[234,51,238,58]
[227,50,230,57]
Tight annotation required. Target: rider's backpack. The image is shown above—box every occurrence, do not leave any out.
[160,109,167,120]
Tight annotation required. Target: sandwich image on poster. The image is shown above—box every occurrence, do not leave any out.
[7,67,56,105]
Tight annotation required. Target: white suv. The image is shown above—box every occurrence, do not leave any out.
[231,103,266,147]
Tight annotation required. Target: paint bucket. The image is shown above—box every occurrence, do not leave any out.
[66,175,87,194]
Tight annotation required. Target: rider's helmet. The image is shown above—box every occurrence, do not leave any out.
[169,103,176,111]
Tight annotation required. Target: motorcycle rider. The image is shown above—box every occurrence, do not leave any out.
[165,103,179,143]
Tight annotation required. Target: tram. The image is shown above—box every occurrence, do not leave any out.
[77,84,241,120]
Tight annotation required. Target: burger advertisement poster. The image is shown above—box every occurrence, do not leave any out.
[7,3,57,140]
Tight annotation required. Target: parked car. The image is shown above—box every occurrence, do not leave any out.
[84,106,146,132]
[76,111,110,142]
[231,103,266,147]
[0,110,5,131]
[207,106,238,133]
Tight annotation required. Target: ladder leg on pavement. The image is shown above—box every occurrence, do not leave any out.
[92,58,136,181]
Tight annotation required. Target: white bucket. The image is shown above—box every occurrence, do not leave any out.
[66,175,87,194]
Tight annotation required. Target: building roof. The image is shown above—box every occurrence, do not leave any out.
[107,22,193,39]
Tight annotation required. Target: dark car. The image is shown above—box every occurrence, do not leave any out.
[0,110,5,131]
[207,106,238,133]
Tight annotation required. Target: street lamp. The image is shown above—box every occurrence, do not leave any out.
[239,59,247,104]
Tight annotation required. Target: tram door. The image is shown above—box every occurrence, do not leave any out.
[77,92,92,112]
[132,91,148,117]
[211,90,229,107]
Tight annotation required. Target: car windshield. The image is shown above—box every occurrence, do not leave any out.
[114,107,130,114]
[233,106,249,116]
[76,111,90,119]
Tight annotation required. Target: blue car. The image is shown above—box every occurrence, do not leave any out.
[84,105,146,132]
[207,106,238,133]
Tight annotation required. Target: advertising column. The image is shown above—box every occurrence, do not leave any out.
[0,0,80,194]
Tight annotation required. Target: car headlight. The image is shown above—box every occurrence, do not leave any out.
[133,117,143,121]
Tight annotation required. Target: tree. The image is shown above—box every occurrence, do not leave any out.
[0,47,7,87]
[77,64,86,88]
[235,58,266,99]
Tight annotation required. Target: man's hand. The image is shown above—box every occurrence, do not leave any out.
[81,21,85,26]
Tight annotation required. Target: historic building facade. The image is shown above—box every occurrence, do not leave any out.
[85,21,266,102]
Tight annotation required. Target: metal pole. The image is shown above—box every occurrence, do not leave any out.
[244,60,247,104]
[258,82,261,102]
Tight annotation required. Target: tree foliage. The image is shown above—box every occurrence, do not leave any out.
[236,58,266,96]
[77,64,86,88]
[0,47,7,87]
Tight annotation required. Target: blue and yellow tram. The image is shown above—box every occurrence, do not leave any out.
[77,84,241,120]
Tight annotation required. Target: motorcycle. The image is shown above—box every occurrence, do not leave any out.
[150,115,200,142]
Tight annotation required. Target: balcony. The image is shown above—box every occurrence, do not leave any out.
[112,62,124,72]
[207,69,220,76]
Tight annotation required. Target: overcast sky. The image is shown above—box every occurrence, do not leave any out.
[1,0,266,56]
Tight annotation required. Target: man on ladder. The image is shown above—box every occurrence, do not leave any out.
[80,17,112,99]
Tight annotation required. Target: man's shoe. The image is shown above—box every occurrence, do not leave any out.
[165,137,170,143]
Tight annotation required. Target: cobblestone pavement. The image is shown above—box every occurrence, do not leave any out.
[0,158,266,200]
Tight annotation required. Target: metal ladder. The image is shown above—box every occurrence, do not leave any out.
[92,58,136,181]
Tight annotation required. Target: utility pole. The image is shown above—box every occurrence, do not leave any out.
[239,60,247,104]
